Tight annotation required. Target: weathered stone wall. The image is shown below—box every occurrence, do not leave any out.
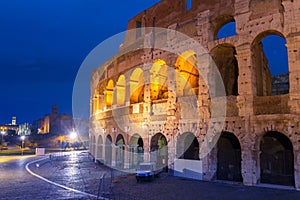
[90,0,300,189]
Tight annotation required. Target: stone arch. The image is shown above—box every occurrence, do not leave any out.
[129,133,144,168]
[150,59,168,101]
[217,132,242,182]
[175,50,199,96]
[90,135,96,157]
[116,134,125,168]
[211,15,235,40]
[252,30,289,96]
[217,21,237,40]
[105,134,113,166]
[116,75,126,106]
[210,44,239,96]
[105,80,114,109]
[260,131,294,186]
[150,133,168,170]
[130,68,144,103]
[177,132,199,160]
[96,135,103,161]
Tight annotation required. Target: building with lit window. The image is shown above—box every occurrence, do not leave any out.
[32,105,73,135]
[89,0,300,189]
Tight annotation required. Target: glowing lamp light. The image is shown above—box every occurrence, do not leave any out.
[21,136,25,140]
[70,131,77,139]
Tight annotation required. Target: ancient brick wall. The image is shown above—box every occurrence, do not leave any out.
[90,0,300,189]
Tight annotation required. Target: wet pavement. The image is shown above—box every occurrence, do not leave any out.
[1,151,300,200]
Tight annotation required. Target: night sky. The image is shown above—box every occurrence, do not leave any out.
[0,0,287,125]
[0,0,160,124]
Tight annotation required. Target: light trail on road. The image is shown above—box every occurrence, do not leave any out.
[25,156,106,199]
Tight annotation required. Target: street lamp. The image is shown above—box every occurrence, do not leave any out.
[1,131,5,145]
[21,136,25,155]
[69,130,78,150]
[70,131,77,140]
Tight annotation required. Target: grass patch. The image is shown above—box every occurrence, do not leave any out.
[0,149,35,156]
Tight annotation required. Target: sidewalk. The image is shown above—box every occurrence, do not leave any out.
[28,151,300,200]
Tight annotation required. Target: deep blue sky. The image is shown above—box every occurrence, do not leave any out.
[0,0,160,124]
[0,0,288,125]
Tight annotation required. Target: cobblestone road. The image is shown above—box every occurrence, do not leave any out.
[1,151,300,200]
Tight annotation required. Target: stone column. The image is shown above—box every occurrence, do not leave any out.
[111,143,117,167]
[143,66,151,116]
[166,63,177,116]
[241,131,258,186]
[286,36,300,114]
[235,44,255,116]
[112,87,117,109]
[143,138,150,163]
[125,74,131,106]
[124,145,130,169]
[293,130,300,190]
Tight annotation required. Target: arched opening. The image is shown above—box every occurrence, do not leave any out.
[217,132,242,182]
[116,75,126,106]
[105,80,114,109]
[212,15,235,40]
[210,44,239,96]
[186,0,192,10]
[175,50,199,96]
[217,21,237,40]
[260,131,294,186]
[130,68,144,103]
[252,31,289,96]
[150,133,168,171]
[129,133,144,168]
[177,132,199,160]
[116,134,125,168]
[90,135,96,157]
[96,135,103,161]
[150,59,168,101]
[105,135,112,166]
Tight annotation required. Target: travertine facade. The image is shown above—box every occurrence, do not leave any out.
[90,0,300,189]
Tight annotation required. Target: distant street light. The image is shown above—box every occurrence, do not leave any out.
[70,131,77,140]
[21,136,25,155]
[69,131,78,150]
[1,131,5,145]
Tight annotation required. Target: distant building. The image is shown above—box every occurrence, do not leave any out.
[0,116,19,136]
[17,123,32,136]
[32,105,73,135]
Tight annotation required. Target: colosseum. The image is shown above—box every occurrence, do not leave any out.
[89,0,300,189]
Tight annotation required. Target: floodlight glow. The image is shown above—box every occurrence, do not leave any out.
[21,136,25,140]
[70,131,77,139]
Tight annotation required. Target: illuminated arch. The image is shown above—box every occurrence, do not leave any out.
[175,50,199,96]
[105,134,112,166]
[96,135,103,160]
[116,134,125,168]
[105,80,114,109]
[90,135,96,156]
[130,68,144,103]
[150,133,168,170]
[116,75,126,106]
[129,133,144,168]
[150,59,168,101]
